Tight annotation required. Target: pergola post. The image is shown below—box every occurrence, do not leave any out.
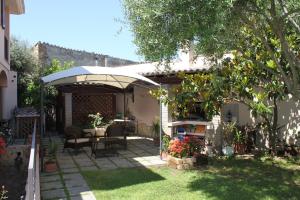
[159,84,163,160]
[40,81,44,171]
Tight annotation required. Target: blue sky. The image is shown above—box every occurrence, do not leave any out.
[10,0,142,61]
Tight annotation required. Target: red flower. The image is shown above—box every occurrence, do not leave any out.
[0,137,6,155]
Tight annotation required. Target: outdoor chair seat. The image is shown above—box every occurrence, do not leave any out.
[67,138,90,143]
[63,126,92,152]
[105,122,128,150]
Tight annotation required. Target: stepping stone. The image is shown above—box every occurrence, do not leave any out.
[41,180,64,191]
[41,188,66,200]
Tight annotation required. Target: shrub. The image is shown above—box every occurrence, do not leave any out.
[168,136,204,158]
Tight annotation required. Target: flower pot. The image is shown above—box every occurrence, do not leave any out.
[95,127,106,137]
[161,151,168,160]
[222,146,234,156]
[234,143,246,154]
[44,161,57,173]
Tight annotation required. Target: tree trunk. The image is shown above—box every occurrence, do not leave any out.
[270,97,278,154]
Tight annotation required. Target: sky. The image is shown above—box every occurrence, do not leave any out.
[10,0,142,62]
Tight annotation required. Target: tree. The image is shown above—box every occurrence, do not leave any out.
[124,0,300,98]
[10,37,39,106]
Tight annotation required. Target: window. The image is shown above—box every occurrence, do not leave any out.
[0,0,5,29]
[4,36,8,61]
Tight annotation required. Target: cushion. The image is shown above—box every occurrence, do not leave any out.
[67,138,90,143]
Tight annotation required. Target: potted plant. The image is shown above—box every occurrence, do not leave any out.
[151,117,160,146]
[233,128,246,154]
[44,142,58,173]
[222,122,235,156]
[88,113,106,137]
[161,135,171,159]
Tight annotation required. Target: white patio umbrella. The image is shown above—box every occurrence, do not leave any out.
[40,66,163,163]
[41,66,159,88]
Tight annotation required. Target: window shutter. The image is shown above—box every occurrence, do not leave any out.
[1,0,5,29]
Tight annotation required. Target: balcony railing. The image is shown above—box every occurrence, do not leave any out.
[25,119,40,200]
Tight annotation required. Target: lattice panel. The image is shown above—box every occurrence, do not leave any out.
[16,117,40,139]
[72,94,115,125]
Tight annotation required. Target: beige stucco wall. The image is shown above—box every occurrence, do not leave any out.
[116,86,160,125]
[1,70,17,119]
[0,3,10,71]
[0,5,18,120]
[277,97,300,145]
[116,86,160,136]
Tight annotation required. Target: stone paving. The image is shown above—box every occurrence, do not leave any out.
[41,136,166,200]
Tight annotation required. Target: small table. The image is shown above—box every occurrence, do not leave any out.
[91,137,119,158]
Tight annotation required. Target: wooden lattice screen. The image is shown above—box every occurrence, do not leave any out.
[16,116,40,139]
[72,94,116,125]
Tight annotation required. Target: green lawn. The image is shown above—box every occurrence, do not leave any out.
[82,157,300,200]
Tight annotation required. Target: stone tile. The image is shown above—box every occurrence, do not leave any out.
[41,188,66,200]
[60,163,77,169]
[111,159,135,168]
[81,166,98,171]
[61,167,79,173]
[41,180,64,191]
[63,173,84,181]
[68,186,91,196]
[76,162,95,168]
[65,179,88,188]
[70,193,96,200]
[41,175,61,183]
[99,164,118,170]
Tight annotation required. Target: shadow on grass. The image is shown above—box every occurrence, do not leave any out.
[82,167,165,190]
[188,158,300,200]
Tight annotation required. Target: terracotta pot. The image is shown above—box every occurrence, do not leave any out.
[44,161,57,173]
[161,151,168,160]
[234,143,246,154]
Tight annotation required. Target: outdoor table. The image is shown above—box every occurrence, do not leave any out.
[91,137,119,158]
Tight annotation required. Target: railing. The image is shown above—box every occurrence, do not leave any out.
[25,119,40,200]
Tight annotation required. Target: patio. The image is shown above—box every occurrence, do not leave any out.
[40,136,166,200]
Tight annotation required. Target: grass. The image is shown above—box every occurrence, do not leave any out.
[82,157,300,200]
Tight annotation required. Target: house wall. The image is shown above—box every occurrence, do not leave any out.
[0,2,18,120]
[1,70,17,119]
[116,86,160,136]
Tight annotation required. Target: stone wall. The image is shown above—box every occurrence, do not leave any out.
[33,42,138,67]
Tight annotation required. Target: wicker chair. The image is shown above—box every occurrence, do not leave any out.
[63,126,92,152]
[104,122,130,150]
